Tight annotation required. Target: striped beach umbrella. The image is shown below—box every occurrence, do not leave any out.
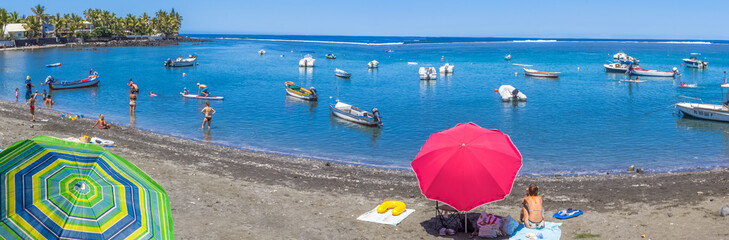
[0,136,174,239]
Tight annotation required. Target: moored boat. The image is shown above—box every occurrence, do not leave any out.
[524,68,560,78]
[630,67,679,77]
[285,81,318,101]
[504,54,511,61]
[326,53,336,59]
[368,60,379,68]
[439,63,454,74]
[683,56,708,68]
[299,51,315,67]
[42,73,100,90]
[258,49,266,55]
[604,62,630,73]
[45,63,61,67]
[164,55,197,67]
[498,85,527,102]
[676,74,729,122]
[335,68,351,78]
[329,97,382,126]
[419,67,437,80]
[613,52,639,65]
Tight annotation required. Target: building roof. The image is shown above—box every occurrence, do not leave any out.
[4,23,28,33]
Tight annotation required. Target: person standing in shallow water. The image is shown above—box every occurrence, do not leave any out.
[129,92,137,113]
[24,76,33,104]
[201,101,216,130]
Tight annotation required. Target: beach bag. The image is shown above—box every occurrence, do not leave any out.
[502,216,519,236]
[476,212,502,238]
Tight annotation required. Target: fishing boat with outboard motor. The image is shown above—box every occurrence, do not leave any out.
[42,73,100,90]
[164,55,197,67]
[439,63,454,74]
[329,97,382,127]
[299,51,316,67]
[676,72,729,122]
[630,66,679,77]
[284,81,318,101]
[604,62,630,73]
[683,56,708,69]
[498,85,527,102]
[368,60,379,68]
[419,67,437,80]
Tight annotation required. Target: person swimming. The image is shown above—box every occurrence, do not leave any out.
[150,91,157,97]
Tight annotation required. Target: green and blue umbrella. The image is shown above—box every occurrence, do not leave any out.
[0,136,174,239]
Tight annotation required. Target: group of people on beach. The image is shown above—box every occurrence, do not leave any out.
[20,76,54,122]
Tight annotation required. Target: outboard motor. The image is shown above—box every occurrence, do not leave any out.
[164,58,172,67]
[371,108,381,124]
[511,89,519,98]
[309,87,317,97]
[672,67,680,77]
[42,75,54,86]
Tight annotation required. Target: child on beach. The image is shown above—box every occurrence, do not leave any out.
[521,184,544,229]
[15,88,19,102]
[201,101,216,130]
[44,95,54,110]
[92,114,110,129]
[28,93,36,121]
[42,89,48,100]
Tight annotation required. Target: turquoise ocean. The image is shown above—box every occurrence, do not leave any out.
[2,35,729,176]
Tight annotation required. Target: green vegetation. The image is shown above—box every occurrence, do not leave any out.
[0,4,182,40]
[574,233,601,239]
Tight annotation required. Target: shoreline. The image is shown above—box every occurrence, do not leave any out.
[1,99,728,238]
[0,36,209,51]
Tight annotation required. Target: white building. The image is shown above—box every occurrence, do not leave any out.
[3,23,28,40]
[75,21,94,34]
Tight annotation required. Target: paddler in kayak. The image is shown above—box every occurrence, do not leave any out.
[197,83,210,97]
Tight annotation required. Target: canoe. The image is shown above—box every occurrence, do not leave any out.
[45,63,61,67]
[48,75,100,90]
[329,97,382,127]
[285,81,318,101]
[498,85,527,102]
[179,93,224,100]
[630,67,677,77]
[524,68,560,78]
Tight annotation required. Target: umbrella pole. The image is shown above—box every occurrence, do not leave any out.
[464,212,467,234]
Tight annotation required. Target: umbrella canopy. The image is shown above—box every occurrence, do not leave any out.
[0,136,174,239]
[411,122,522,212]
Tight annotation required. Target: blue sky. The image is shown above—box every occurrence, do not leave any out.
[4,0,729,39]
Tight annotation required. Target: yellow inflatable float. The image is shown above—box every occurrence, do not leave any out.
[376,200,406,216]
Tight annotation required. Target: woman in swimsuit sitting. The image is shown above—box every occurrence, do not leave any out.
[92,114,110,129]
[521,183,545,229]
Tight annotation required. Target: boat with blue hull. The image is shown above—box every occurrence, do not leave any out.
[329,97,382,127]
[42,74,100,90]
[683,56,708,69]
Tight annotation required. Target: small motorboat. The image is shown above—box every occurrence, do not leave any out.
[368,60,379,68]
[504,54,511,61]
[326,53,336,59]
[285,81,317,101]
[524,68,560,78]
[258,49,266,55]
[498,85,527,102]
[42,73,100,90]
[630,67,679,77]
[164,55,197,67]
[613,52,627,60]
[439,63,454,74]
[299,51,315,67]
[179,93,224,100]
[335,68,351,78]
[419,67,437,80]
[683,56,708,68]
[677,73,728,122]
[329,97,382,126]
[45,63,61,67]
[604,62,630,73]
[613,52,639,65]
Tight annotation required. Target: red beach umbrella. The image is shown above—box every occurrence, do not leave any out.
[411,122,523,212]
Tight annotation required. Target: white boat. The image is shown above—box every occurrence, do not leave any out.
[504,54,511,61]
[604,62,630,73]
[439,63,454,74]
[335,68,351,78]
[368,60,379,68]
[524,68,560,78]
[329,97,382,126]
[179,93,224,100]
[683,56,708,68]
[164,56,196,67]
[613,52,639,65]
[258,49,266,55]
[498,85,527,102]
[676,75,729,122]
[299,51,316,67]
[408,62,418,65]
[630,67,679,77]
[512,63,532,67]
[613,52,627,60]
[419,67,437,80]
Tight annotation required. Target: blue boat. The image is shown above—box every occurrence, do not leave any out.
[683,56,708,68]
[329,97,382,127]
[45,63,61,67]
[42,73,100,90]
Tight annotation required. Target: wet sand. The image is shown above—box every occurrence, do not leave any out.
[0,99,728,239]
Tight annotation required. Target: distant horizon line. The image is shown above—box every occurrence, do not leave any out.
[178,33,728,42]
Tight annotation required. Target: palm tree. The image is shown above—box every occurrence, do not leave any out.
[67,13,83,38]
[139,12,152,35]
[0,8,9,38]
[9,11,20,23]
[30,4,46,38]
[24,17,41,39]
[52,13,66,37]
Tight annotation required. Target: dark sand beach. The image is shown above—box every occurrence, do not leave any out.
[1,99,728,239]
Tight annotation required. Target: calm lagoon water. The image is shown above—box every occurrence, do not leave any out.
[2,35,729,175]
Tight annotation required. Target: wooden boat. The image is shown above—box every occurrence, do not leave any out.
[335,68,351,78]
[164,56,196,67]
[43,74,100,90]
[524,68,560,78]
[179,93,224,100]
[439,63,454,74]
[284,81,317,101]
[683,57,708,68]
[45,63,61,67]
[326,53,336,59]
[630,67,678,77]
[368,60,379,68]
[498,85,527,102]
[329,97,382,126]
[604,63,630,73]
[419,67,437,80]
